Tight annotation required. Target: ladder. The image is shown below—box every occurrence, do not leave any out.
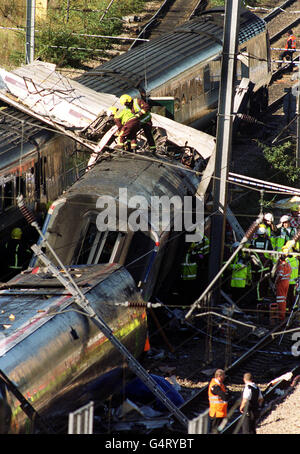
[31,244,189,428]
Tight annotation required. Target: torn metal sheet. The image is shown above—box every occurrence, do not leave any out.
[0,62,121,129]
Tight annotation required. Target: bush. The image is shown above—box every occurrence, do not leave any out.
[258,140,300,184]
[34,0,147,67]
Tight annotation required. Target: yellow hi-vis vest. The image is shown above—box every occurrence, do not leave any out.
[287,256,299,284]
[180,252,197,280]
[230,257,248,288]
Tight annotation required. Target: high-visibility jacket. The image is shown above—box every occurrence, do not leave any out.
[230,257,248,288]
[208,378,228,418]
[114,107,136,126]
[266,226,277,249]
[276,227,297,251]
[287,256,299,284]
[190,236,210,257]
[133,98,152,124]
[285,35,296,50]
[180,252,197,280]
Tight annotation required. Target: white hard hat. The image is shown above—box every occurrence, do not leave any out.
[280,215,291,223]
[264,213,274,222]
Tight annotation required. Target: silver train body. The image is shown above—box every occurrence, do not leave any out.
[0,263,147,433]
[0,103,88,246]
[35,153,202,302]
[77,8,271,129]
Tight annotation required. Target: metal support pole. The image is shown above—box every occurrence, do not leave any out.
[208,0,241,305]
[297,64,300,167]
[26,0,35,64]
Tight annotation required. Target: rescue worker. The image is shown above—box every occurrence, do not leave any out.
[275,252,292,321]
[279,30,297,70]
[3,227,31,281]
[276,215,297,251]
[109,104,141,152]
[263,212,277,246]
[119,94,156,152]
[179,242,199,303]
[230,243,251,305]
[289,205,300,230]
[286,248,299,311]
[240,372,263,434]
[251,224,274,302]
[208,369,230,433]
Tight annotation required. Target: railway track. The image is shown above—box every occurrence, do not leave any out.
[262,0,300,110]
[142,306,300,434]
[130,0,206,48]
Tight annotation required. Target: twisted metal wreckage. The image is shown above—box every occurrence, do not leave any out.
[0,62,299,433]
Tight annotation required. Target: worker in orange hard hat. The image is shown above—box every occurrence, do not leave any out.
[119,94,156,152]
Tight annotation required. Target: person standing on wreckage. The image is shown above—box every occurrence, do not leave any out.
[119,94,156,153]
[108,105,141,152]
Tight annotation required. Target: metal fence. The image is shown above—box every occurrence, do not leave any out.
[68,401,94,434]
[188,408,209,434]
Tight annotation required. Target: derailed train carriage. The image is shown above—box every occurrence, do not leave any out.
[0,102,89,249]
[33,151,205,303]
[77,7,271,129]
[0,263,148,433]
[0,146,207,433]
[0,57,216,433]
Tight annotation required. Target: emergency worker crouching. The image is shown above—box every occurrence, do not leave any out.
[119,94,156,152]
[108,104,141,152]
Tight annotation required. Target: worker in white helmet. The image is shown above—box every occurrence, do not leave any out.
[250,224,274,303]
[276,215,297,251]
[263,212,278,252]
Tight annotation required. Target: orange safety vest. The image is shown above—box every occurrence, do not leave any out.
[208,378,228,418]
[285,35,296,50]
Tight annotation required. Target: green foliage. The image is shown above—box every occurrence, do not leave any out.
[258,140,300,183]
[208,0,262,7]
[35,0,147,67]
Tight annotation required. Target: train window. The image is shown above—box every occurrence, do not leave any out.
[3,181,14,210]
[124,231,155,285]
[76,223,124,264]
[210,60,221,91]
[238,47,249,79]
[204,65,211,93]
[15,176,26,197]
